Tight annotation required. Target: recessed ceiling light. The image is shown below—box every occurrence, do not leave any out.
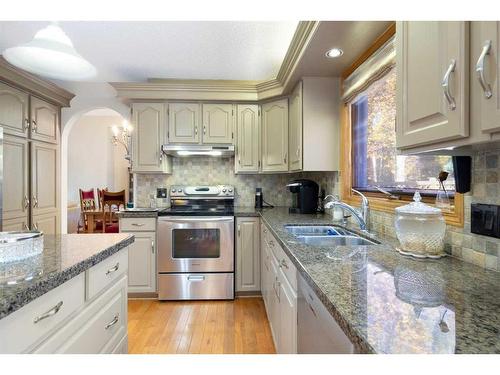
[325,48,344,59]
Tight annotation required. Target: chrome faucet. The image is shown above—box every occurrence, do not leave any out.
[324,189,370,232]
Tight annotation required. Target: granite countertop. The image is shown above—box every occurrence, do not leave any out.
[0,233,134,320]
[256,207,500,354]
[116,208,159,218]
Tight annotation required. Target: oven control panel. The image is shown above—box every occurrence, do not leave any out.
[170,185,235,198]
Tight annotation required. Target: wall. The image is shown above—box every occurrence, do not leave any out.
[365,149,500,272]
[134,157,338,208]
[67,114,129,232]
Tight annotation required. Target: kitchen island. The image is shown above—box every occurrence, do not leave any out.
[0,233,134,353]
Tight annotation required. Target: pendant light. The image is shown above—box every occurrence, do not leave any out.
[3,23,97,81]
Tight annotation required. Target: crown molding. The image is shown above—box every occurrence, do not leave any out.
[0,56,75,107]
[110,21,320,102]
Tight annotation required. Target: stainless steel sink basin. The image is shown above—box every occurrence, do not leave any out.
[285,225,352,236]
[296,235,376,247]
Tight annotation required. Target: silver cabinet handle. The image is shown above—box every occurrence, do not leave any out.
[151,240,154,254]
[33,223,39,231]
[105,314,119,330]
[203,125,206,134]
[307,302,317,318]
[32,195,38,208]
[476,40,493,99]
[237,224,241,237]
[187,275,205,281]
[31,120,37,132]
[280,259,289,269]
[34,301,63,324]
[23,223,30,231]
[24,118,30,131]
[23,195,30,210]
[284,152,287,164]
[131,223,145,227]
[194,126,198,136]
[442,59,457,110]
[106,263,120,275]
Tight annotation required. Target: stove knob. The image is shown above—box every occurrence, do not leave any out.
[222,188,227,193]
[178,189,183,193]
[228,189,233,193]
[171,189,176,193]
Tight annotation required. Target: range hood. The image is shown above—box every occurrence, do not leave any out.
[161,144,235,158]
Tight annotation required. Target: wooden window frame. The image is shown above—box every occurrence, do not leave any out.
[339,23,464,227]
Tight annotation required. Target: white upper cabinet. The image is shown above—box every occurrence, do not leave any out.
[3,135,29,222]
[30,96,60,144]
[261,99,288,172]
[202,103,234,144]
[31,141,59,217]
[168,102,201,143]
[396,21,470,150]
[288,82,302,171]
[0,82,29,137]
[471,22,500,134]
[132,103,171,174]
[235,104,260,173]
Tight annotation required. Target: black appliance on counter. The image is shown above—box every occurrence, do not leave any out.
[286,179,319,214]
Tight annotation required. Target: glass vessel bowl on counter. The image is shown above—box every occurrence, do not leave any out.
[394,192,446,259]
[0,231,44,263]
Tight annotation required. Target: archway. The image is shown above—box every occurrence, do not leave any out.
[61,105,130,233]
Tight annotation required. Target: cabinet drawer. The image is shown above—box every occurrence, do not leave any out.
[158,273,234,300]
[120,217,156,232]
[86,249,128,300]
[34,276,127,354]
[0,273,85,353]
[267,233,297,291]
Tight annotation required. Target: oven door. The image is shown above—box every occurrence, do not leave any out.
[157,216,234,273]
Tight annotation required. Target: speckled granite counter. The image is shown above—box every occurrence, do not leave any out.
[115,209,159,218]
[0,233,134,320]
[256,207,500,354]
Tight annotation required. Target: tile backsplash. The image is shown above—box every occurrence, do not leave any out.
[367,149,500,272]
[134,157,338,208]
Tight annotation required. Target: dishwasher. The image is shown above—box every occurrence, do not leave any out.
[297,274,354,354]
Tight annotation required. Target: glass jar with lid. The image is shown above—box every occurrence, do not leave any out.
[394,192,446,258]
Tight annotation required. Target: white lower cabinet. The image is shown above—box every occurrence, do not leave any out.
[0,247,129,354]
[119,217,157,294]
[236,217,260,292]
[260,222,297,353]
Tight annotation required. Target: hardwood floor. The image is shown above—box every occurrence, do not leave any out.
[128,297,276,354]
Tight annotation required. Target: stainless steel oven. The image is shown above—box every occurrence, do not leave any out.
[157,185,235,300]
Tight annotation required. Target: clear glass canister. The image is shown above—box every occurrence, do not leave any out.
[394,192,446,258]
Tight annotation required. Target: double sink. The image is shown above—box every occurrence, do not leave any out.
[285,225,378,247]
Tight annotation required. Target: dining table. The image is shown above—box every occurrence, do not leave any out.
[84,210,104,233]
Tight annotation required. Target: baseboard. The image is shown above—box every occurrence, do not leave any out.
[235,291,262,298]
[128,292,158,299]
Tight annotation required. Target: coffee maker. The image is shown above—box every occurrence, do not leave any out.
[286,179,319,214]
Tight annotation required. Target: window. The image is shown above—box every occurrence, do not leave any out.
[350,67,455,197]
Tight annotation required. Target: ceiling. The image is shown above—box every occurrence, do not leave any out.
[294,21,392,78]
[0,21,298,82]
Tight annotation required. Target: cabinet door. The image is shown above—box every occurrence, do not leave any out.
[278,273,297,354]
[235,104,260,173]
[471,22,500,134]
[236,217,260,292]
[31,141,59,217]
[0,82,29,137]
[288,81,303,171]
[33,212,59,234]
[202,103,234,144]
[131,103,170,173]
[3,135,29,221]
[261,99,288,172]
[30,96,59,144]
[396,21,469,149]
[127,232,156,293]
[2,216,30,232]
[168,102,201,143]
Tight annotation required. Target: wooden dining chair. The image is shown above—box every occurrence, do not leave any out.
[97,187,108,210]
[101,190,126,233]
[78,189,103,233]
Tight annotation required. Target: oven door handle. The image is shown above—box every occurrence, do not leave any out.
[160,217,234,222]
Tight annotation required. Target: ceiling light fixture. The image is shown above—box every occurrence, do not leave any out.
[325,48,344,59]
[3,22,97,81]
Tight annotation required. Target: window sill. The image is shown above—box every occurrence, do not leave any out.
[342,193,464,227]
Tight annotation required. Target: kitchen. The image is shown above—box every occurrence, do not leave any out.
[0,1,499,372]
